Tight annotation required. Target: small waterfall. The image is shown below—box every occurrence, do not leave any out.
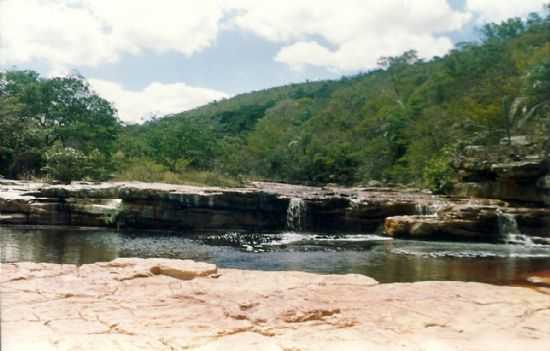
[497,211,535,245]
[414,199,445,217]
[287,198,306,231]
[415,203,435,216]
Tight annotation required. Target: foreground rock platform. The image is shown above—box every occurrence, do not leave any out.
[2,258,550,350]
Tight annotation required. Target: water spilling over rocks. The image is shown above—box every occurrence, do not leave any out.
[0,178,549,243]
[496,210,538,245]
[0,180,442,233]
[286,198,306,231]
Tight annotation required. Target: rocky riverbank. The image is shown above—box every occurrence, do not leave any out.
[383,137,550,242]
[453,136,550,206]
[0,179,451,233]
[1,258,549,351]
[1,179,457,233]
[0,178,549,242]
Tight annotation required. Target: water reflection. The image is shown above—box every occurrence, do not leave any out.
[0,227,121,265]
[1,226,549,285]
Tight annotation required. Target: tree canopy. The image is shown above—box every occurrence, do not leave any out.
[0,71,120,180]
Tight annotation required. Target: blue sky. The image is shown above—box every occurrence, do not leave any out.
[0,0,547,123]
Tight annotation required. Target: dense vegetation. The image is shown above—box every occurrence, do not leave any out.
[0,71,120,183]
[2,11,550,190]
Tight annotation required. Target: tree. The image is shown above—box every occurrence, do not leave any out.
[0,93,44,177]
[500,96,525,144]
[0,70,121,179]
[38,74,120,154]
[481,18,525,42]
[378,50,420,108]
[1,70,120,152]
[145,121,218,172]
[525,61,550,102]
[521,61,550,148]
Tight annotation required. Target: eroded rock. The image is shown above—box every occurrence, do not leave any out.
[0,180,449,233]
[1,179,549,241]
[2,259,550,350]
[453,137,550,205]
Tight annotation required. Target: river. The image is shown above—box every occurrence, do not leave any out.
[2,226,550,285]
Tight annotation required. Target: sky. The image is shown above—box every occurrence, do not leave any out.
[0,0,548,124]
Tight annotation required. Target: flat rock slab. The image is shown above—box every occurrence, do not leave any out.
[2,259,550,351]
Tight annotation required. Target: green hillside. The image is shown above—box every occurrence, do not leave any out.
[2,11,550,191]
[118,13,550,190]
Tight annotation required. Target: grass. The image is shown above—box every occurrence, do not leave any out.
[113,159,243,187]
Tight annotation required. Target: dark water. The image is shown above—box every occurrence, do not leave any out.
[1,226,550,285]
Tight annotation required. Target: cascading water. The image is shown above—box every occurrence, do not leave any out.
[415,203,436,216]
[497,211,535,246]
[415,203,429,216]
[287,198,306,232]
[414,199,445,217]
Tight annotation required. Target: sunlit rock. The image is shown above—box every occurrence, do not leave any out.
[2,259,549,350]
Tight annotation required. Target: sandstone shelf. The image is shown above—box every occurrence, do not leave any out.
[2,258,550,350]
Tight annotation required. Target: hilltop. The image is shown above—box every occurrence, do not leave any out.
[118,13,550,190]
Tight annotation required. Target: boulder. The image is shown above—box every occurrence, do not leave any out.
[384,205,501,241]
[97,258,218,281]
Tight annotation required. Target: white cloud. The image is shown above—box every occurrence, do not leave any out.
[0,0,224,71]
[466,0,547,23]
[0,0,484,74]
[0,0,115,69]
[2,0,548,100]
[276,35,455,72]
[224,0,471,71]
[88,79,228,124]
[84,0,223,57]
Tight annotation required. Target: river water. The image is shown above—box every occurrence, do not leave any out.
[1,226,549,285]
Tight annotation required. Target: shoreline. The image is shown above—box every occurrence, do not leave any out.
[1,179,549,243]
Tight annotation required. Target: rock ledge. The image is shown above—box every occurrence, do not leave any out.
[2,258,550,350]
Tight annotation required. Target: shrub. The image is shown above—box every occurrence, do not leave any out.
[42,143,112,183]
[422,153,454,194]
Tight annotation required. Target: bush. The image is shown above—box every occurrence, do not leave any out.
[422,153,454,194]
[42,143,112,183]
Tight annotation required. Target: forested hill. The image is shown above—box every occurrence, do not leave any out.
[2,12,550,191]
[119,13,550,191]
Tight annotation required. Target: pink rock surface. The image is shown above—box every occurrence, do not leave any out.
[2,258,550,350]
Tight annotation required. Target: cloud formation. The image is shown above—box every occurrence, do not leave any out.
[466,0,546,23]
[1,0,547,122]
[0,0,224,70]
[226,0,470,71]
[89,79,228,124]
[2,0,548,73]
